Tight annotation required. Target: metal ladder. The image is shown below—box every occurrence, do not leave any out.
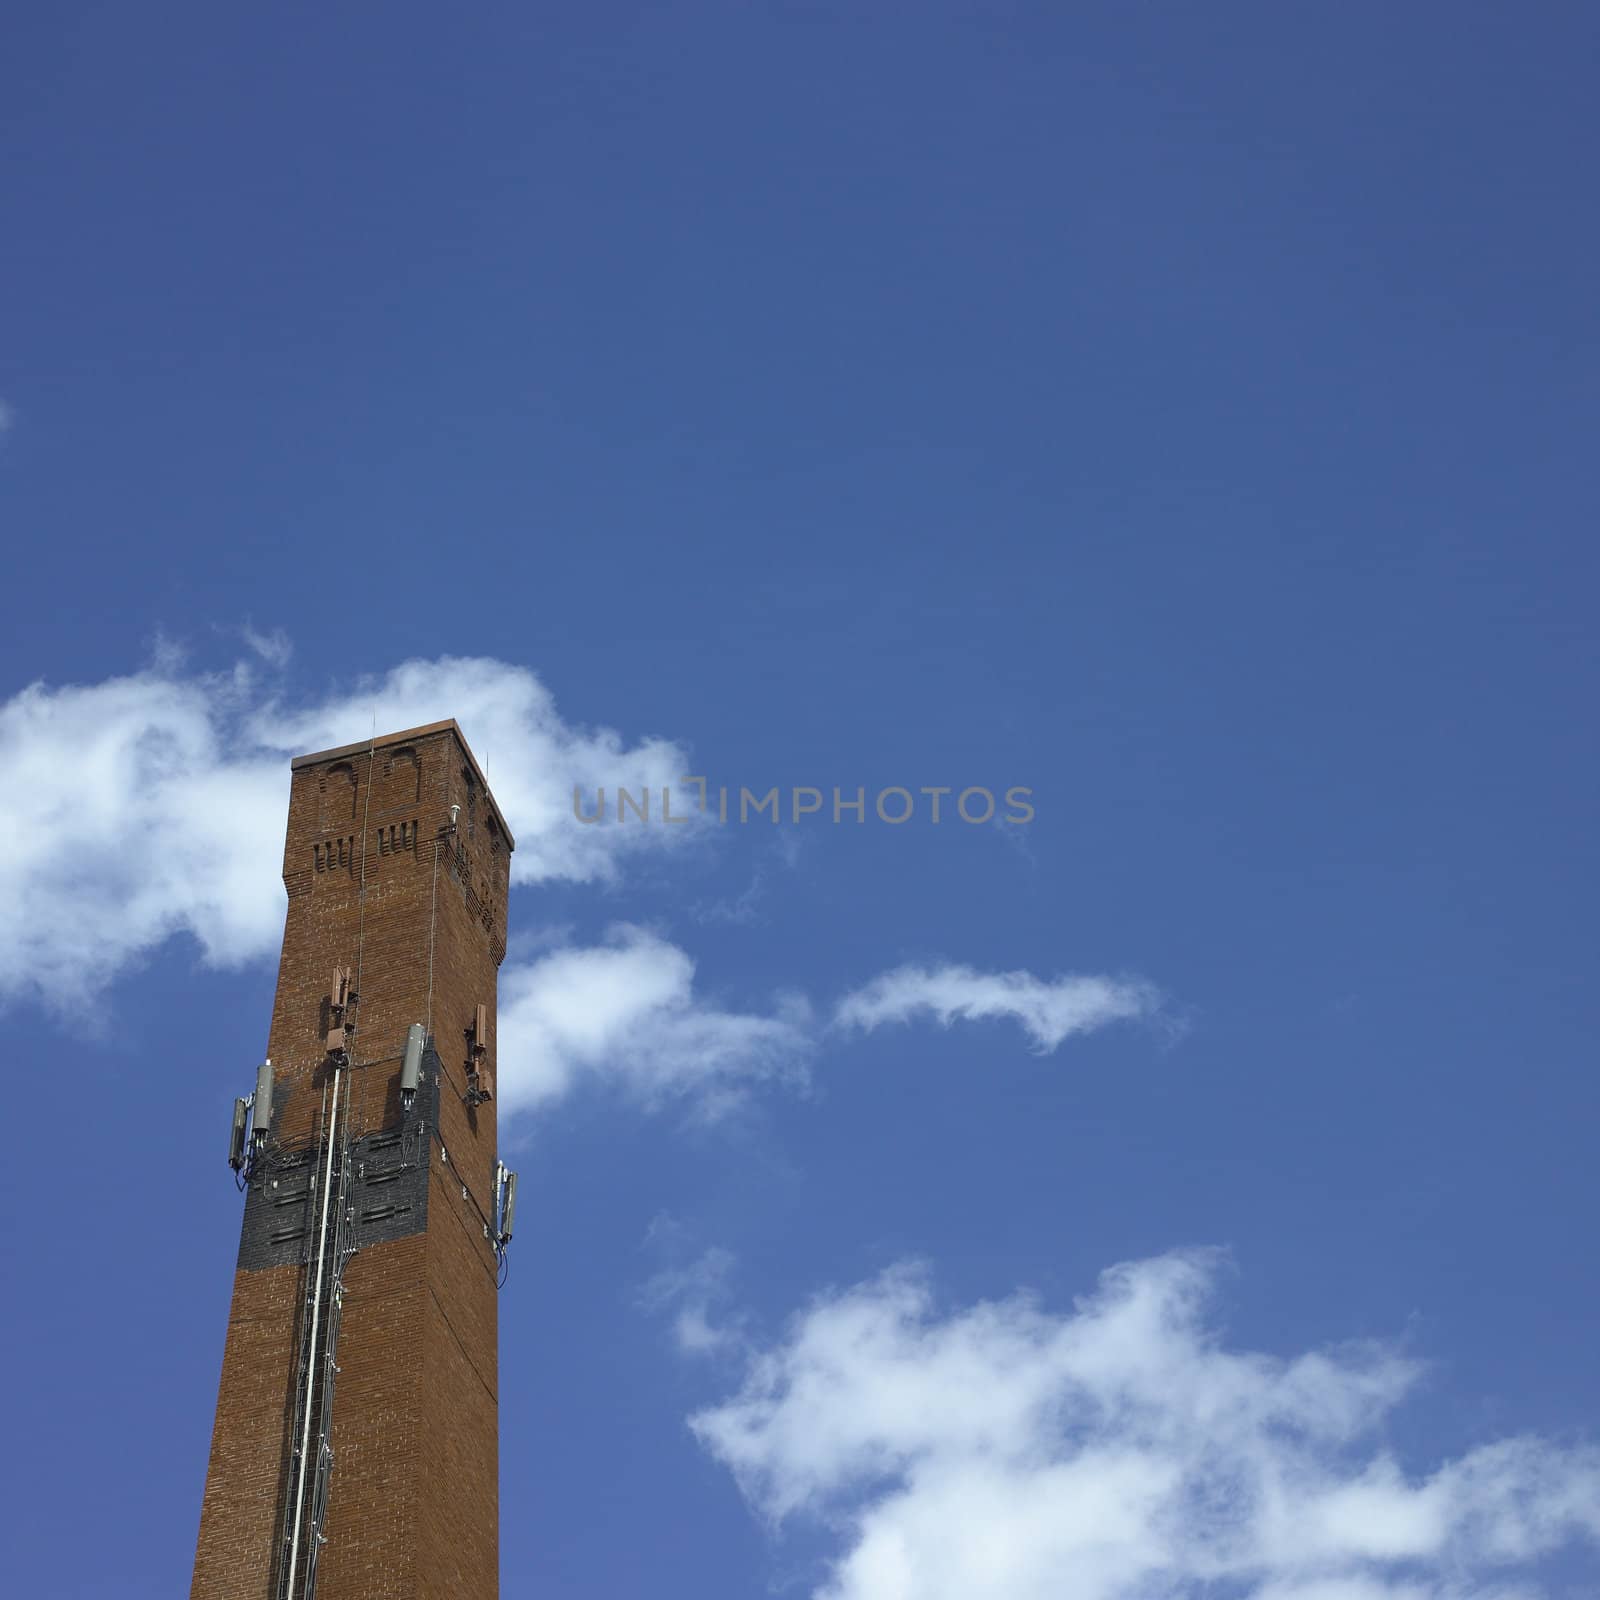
[276,1068,358,1600]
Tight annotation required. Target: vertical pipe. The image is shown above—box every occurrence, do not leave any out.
[284,1065,341,1598]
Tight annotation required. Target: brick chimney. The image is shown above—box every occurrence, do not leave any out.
[192,721,512,1600]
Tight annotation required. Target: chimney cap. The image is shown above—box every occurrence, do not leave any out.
[290,719,515,849]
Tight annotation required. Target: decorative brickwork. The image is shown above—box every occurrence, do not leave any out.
[192,722,511,1600]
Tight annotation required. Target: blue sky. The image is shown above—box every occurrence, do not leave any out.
[3,4,1598,1596]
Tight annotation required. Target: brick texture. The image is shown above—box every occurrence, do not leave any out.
[192,722,510,1600]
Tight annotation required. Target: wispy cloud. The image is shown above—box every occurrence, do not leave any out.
[497,924,812,1118]
[497,943,1169,1124]
[691,1249,1600,1599]
[239,625,292,668]
[692,832,805,927]
[0,652,697,1008]
[639,1226,746,1356]
[835,962,1160,1051]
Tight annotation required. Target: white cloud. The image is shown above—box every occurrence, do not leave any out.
[496,937,1171,1123]
[0,653,697,1008]
[244,655,698,888]
[496,924,812,1117]
[836,963,1159,1051]
[239,625,292,668]
[692,832,805,928]
[690,1251,1600,1600]
[640,1236,746,1357]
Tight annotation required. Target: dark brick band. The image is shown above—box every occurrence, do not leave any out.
[236,1050,444,1273]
